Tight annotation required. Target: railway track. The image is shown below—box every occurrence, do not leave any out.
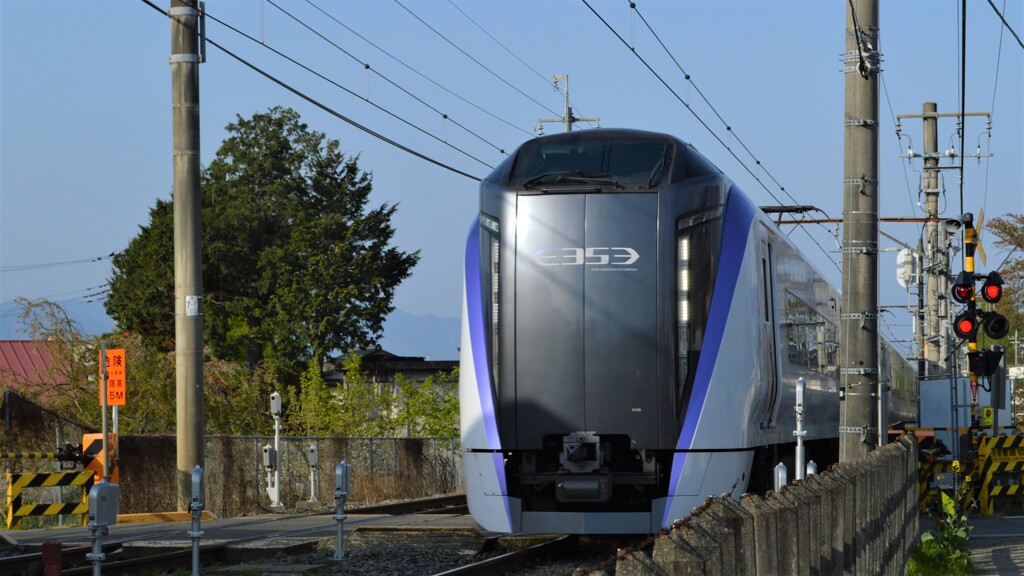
[0,494,467,576]
[432,535,575,576]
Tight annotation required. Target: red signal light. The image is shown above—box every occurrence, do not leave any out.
[953,311,979,340]
[953,285,974,302]
[981,271,1004,304]
[951,271,975,304]
[983,284,1001,301]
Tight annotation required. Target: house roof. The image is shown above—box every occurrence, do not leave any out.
[0,340,66,396]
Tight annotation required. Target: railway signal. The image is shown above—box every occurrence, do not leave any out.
[947,213,1011,386]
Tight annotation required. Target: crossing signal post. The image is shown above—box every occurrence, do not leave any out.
[950,214,1011,402]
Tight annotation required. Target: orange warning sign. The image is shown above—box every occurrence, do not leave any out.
[99,349,126,406]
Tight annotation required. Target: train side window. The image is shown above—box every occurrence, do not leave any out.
[758,238,779,428]
[481,213,501,388]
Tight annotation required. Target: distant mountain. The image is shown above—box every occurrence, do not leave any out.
[1,299,460,361]
[379,310,460,361]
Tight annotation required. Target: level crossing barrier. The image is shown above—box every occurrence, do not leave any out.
[5,470,94,529]
[976,435,1024,514]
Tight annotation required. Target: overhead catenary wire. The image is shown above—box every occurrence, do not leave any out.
[447,0,597,129]
[629,0,795,203]
[393,0,563,118]
[189,1,495,170]
[879,72,919,221]
[268,0,508,155]
[138,0,482,182]
[986,0,1024,50]
[982,0,1009,211]
[303,0,533,138]
[1,253,115,274]
[583,0,840,271]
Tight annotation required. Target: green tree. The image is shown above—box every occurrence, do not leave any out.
[106,107,419,374]
[395,369,459,437]
[987,213,1024,349]
[285,363,342,436]
[10,297,97,417]
[10,298,277,435]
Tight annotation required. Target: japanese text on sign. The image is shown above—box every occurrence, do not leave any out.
[99,349,126,406]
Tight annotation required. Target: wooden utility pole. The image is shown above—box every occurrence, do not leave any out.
[170,0,205,510]
[839,0,880,461]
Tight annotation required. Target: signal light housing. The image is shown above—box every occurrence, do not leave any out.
[951,271,975,303]
[953,311,979,340]
[981,271,1004,304]
[968,348,1005,377]
[982,311,1010,340]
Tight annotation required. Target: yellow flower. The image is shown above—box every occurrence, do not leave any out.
[964,475,971,484]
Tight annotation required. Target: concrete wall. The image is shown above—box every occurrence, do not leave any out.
[1,392,461,523]
[612,436,919,576]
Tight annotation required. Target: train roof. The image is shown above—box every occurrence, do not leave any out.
[485,128,723,189]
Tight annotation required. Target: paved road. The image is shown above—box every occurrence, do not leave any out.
[967,516,1024,575]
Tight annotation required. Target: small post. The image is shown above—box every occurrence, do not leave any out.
[806,460,818,476]
[334,461,351,561]
[307,443,319,503]
[794,377,807,480]
[267,392,283,507]
[774,462,788,492]
[100,342,109,482]
[188,465,204,576]
[86,480,120,576]
[262,444,279,506]
[41,540,61,576]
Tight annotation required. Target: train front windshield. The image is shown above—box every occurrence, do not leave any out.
[509,135,673,188]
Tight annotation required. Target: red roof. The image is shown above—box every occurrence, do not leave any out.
[0,341,66,398]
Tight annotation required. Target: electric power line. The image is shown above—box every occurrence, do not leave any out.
[268,0,508,155]
[0,253,115,274]
[393,0,563,118]
[447,0,597,129]
[583,0,841,271]
[194,1,495,170]
[303,0,533,138]
[986,0,1024,50]
[138,0,482,182]
[629,0,807,210]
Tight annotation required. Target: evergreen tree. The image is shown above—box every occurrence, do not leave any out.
[106,107,419,374]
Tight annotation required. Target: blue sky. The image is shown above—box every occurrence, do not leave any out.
[1,0,1022,358]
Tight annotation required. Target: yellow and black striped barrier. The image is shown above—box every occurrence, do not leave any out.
[917,460,967,511]
[1,452,60,459]
[976,436,1024,514]
[5,471,94,529]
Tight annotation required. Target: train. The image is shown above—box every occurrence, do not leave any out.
[458,128,917,534]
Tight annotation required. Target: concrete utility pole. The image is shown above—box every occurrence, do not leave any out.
[922,103,941,371]
[171,0,205,510]
[839,0,880,462]
[537,75,600,134]
[896,107,992,377]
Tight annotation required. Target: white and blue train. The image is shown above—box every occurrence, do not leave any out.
[459,129,917,534]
